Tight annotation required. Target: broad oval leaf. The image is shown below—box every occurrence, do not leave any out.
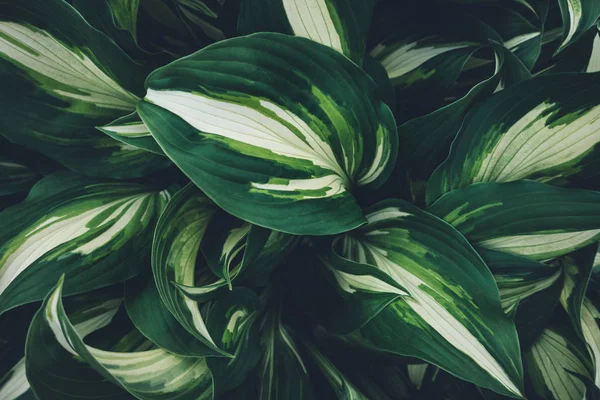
[27,277,214,400]
[0,172,170,315]
[318,200,525,398]
[138,33,398,235]
[428,180,600,261]
[0,0,169,178]
[428,73,600,204]
[238,0,376,63]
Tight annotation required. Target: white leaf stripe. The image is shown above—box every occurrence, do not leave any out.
[529,329,588,400]
[282,0,344,55]
[99,121,150,138]
[477,230,600,261]
[371,41,476,80]
[0,360,28,400]
[582,298,600,385]
[504,32,541,50]
[0,193,153,295]
[471,102,600,184]
[43,281,213,399]
[497,268,562,310]
[145,89,347,181]
[364,245,522,397]
[562,0,583,49]
[586,32,600,73]
[0,22,138,110]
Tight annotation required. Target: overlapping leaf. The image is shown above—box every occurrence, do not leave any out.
[428,180,600,260]
[428,73,600,204]
[0,0,169,178]
[0,172,170,315]
[298,200,525,397]
[27,277,214,400]
[138,33,398,235]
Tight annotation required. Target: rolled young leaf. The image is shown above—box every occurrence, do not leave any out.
[0,172,170,315]
[151,183,226,356]
[238,0,376,64]
[559,244,597,341]
[320,200,525,398]
[0,286,123,400]
[556,0,600,53]
[27,276,214,400]
[428,180,600,261]
[97,112,165,155]
[427,73,600,204]
[138,33,398,235]
[0,0,169,178]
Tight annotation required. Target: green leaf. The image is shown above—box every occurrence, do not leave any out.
[428,180,600,261]
[23,284,135,400]
[0,0,169,178]
[559,244,597,340]
[255,287,316,400]
[0,172,170,315]
[106,0,141,38]
[303,340,368,400]
[97,111,165,155]
[586,25,600,72]
[138,33,398,236]
[320,200,524,398]
[583,276,600,385]
[204,288,261,395]
[125,276,218,357]
[368,6,489,120]
[428,72,600,204]
[0,154,40,198]
[238,0,376,64]
[556,0,600,53]
[523,320,594,400]
[151,183,228,357]
[27,276,214,400]
[398,42,531,183]
[479,249,562,311]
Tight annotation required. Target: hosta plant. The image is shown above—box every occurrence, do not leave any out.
[2,0,600,399]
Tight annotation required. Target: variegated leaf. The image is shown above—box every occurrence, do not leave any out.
[559,245,597,342]
[303,341,368,400]
[238,0,376,63]
[583,276,600,385]
[152,184,294,356]
[428,73,600,204]
[138,33,397,236]
[479,249,562,311]
[27,277,214,400]
[524,322,594,400]
[97,112,164,155]
[0,0,169,178]
[556,0,600,53]
[317,200,524,398]
[0,286,123,400]
[125,276,218,357]
[428,180,600,261]
[0,172,170,315]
